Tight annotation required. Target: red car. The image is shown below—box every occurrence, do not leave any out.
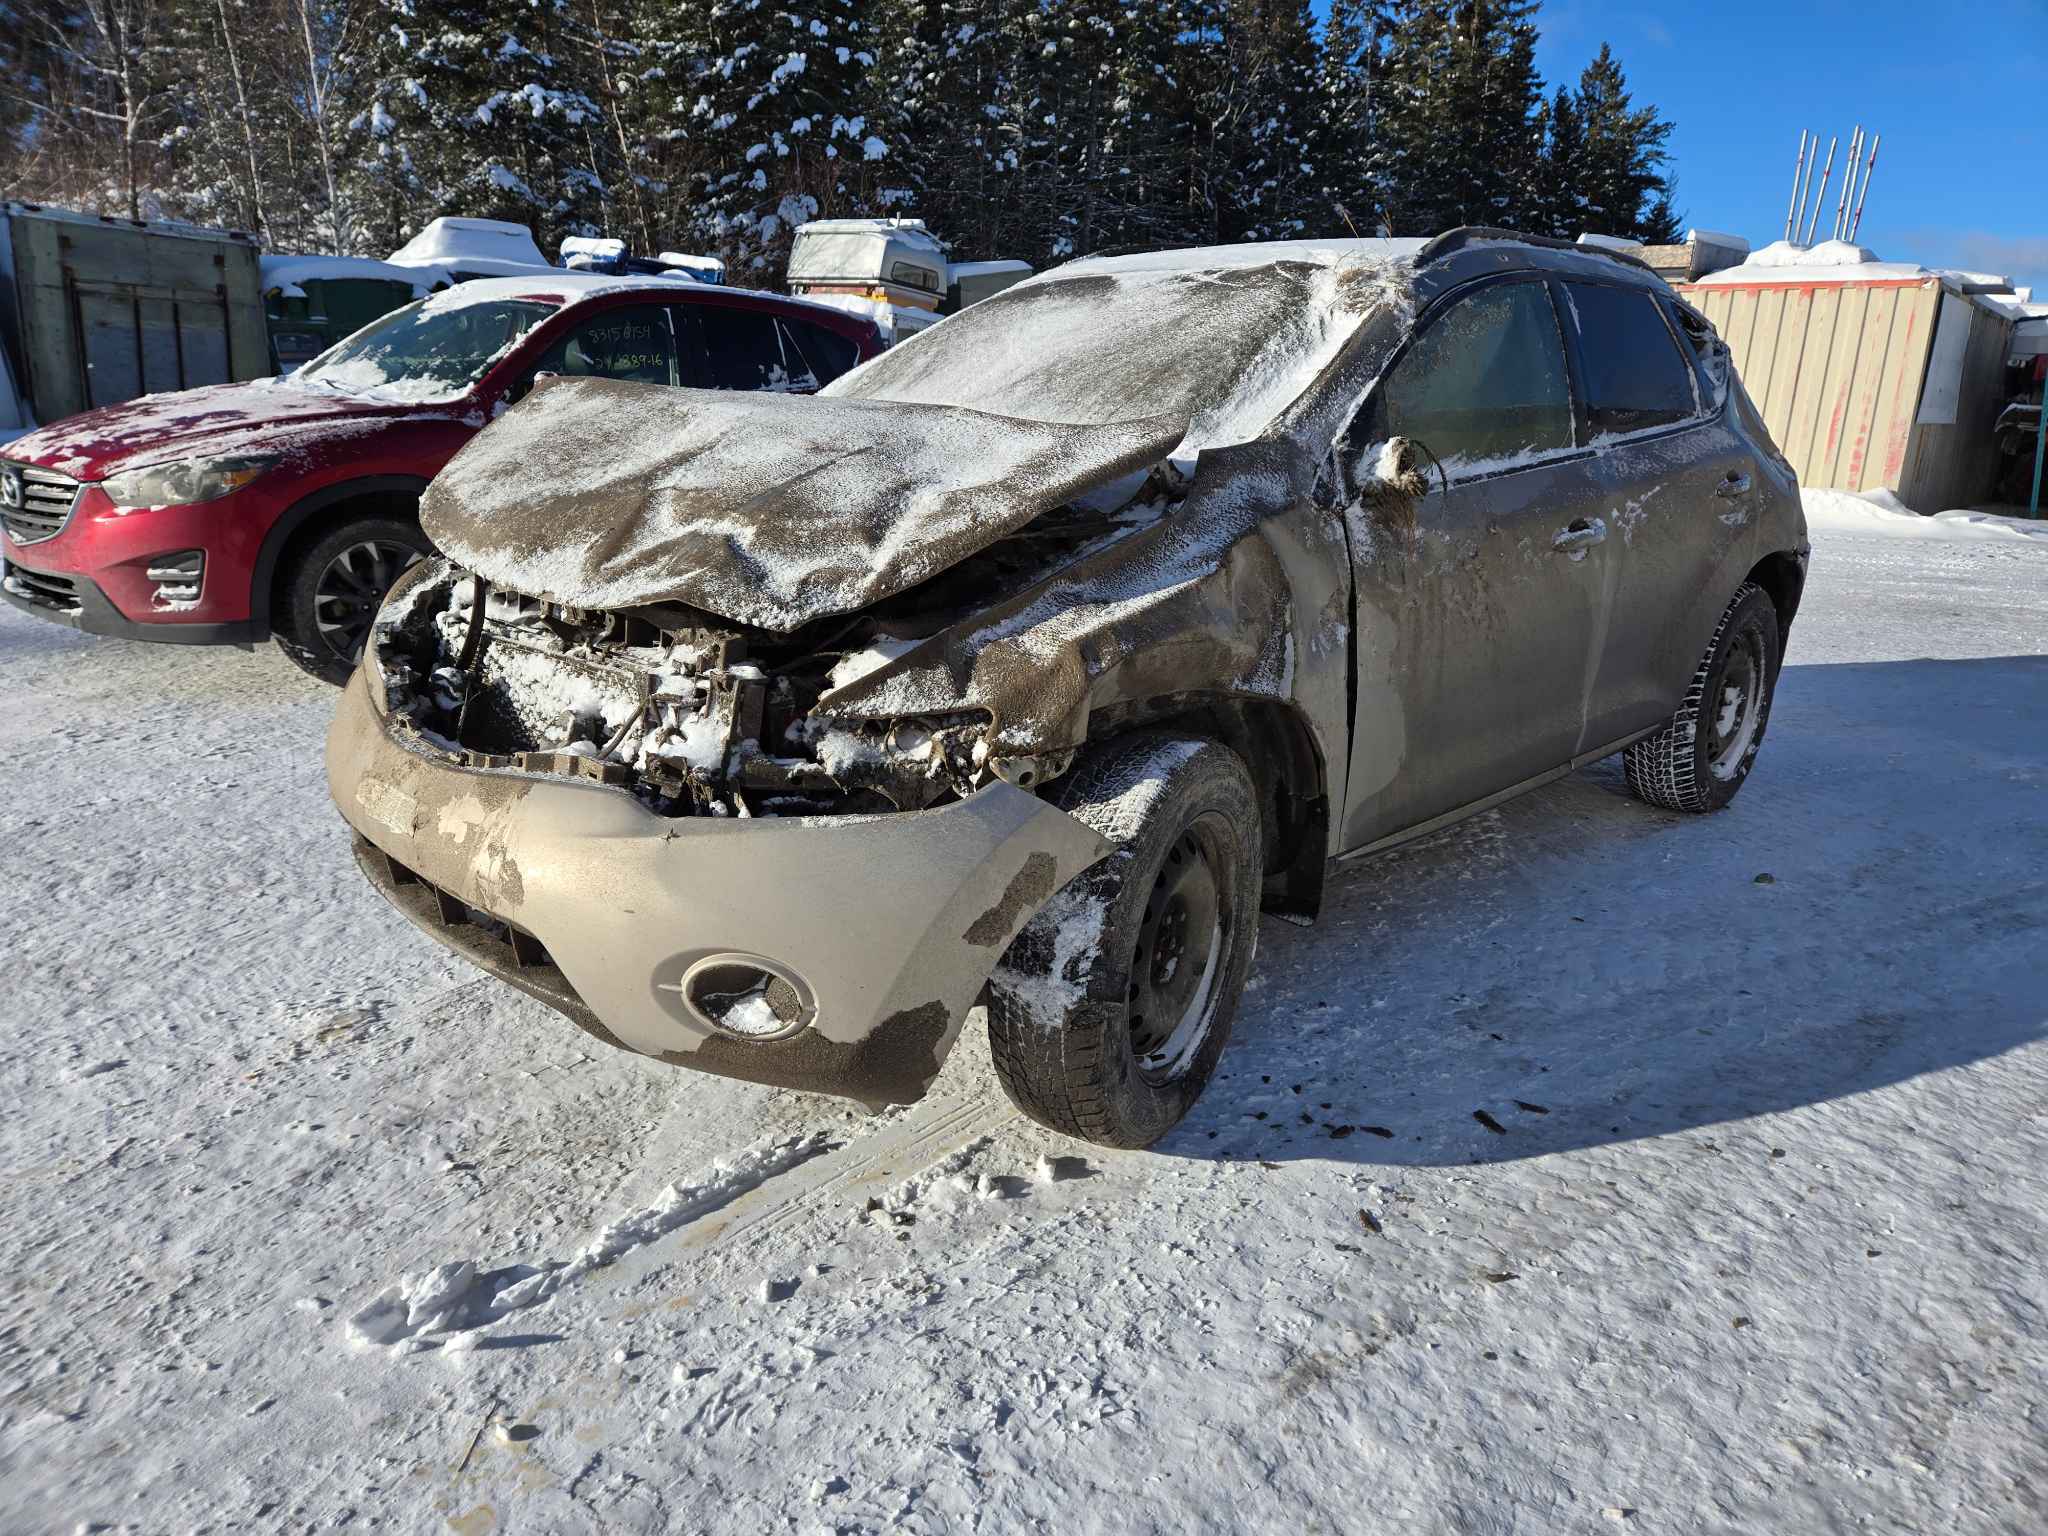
[0,274,883,682]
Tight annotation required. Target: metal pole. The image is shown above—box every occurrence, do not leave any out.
[1842,128,1868,240]
[1794,132,1818,245]
[1833,127,1861,240]
[2030,392,2045,518]
[1850,134,1881,243]
[1804,136,1837,246]
[1785,131,1809,242]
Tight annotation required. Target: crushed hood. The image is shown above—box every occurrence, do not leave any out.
[419,377,1185,632]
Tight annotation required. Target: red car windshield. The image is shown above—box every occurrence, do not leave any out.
[295,297,554,403]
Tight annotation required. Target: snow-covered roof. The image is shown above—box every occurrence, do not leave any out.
[656,252,726,278]
[261,254,447,297]
[1048,238,1429,281]
[388,217,549,270]
[559,236,627,269]
[799,218,939,240]
[1683,229,1750,254]
[1692,238,2006,295]
[414,272,693,311]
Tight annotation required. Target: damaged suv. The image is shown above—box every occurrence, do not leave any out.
[327,228,1807,1148]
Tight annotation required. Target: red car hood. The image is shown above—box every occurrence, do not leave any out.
[3,380,464,481]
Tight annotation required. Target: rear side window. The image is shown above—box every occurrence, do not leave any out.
[783,319,862,385]
[692,305,820,392]
[1368,280,1575,470]
[1559,282,1699,435]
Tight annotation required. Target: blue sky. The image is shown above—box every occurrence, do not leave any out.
[1358,0,2048,293]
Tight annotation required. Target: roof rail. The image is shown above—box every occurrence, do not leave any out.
[1417,226,1657,276]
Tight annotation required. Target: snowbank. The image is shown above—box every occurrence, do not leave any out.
[1802,487,2048,542]
[794,289,938,344]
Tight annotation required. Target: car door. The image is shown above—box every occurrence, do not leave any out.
[1336,275,1619,851]
[1552,280,1762,748]
[521,302,681,389]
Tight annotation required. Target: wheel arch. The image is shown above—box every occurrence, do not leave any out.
[1743,548,1807,655]
[1082,692,1330,921]
[251,475,431,635]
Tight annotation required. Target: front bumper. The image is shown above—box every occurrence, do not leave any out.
[326,670,1112,1105]
[1,555,260,644]
[0,478,274,636]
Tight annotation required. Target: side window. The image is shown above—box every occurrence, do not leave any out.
[529,305,676,387]
[1366,280,1575,472]
[693,305,818,392]
[783,319,861,386]
[1559,282,1700,435]
[1665,297,1729,409]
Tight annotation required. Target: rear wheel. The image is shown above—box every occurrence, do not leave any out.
[987,734,1262,1149]
[1623,581,1781,813]
[273,518,432,685]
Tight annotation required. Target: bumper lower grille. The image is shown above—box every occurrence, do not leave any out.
[2,562,83,613]
[1,463,82,544]
[352,835,614,1045]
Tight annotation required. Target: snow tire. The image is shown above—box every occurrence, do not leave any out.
[987,733,1262,1149]
[1623,581,1781,814]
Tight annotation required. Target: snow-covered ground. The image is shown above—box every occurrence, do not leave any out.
[1,503,2043,1534]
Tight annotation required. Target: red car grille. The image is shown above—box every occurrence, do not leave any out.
[1,463,81,544]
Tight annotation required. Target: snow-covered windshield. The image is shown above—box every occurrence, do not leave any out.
[295,297,554,402]
[825,257,1394,453]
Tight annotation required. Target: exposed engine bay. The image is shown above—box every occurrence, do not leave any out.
[367,497,1187,817]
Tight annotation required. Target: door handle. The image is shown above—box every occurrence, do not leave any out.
[1715,471,1753,498]
[1551,517,1607,557]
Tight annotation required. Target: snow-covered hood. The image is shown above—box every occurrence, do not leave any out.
[419,376,1185,632]
[2,380,428,481]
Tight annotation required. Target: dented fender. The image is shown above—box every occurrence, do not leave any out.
[818,439,1354,833]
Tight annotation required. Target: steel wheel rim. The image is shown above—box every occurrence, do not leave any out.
[1128,816,1231,1085]
[313,539,421,662]
[1707,626,1765,780]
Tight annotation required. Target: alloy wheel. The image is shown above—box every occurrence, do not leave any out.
[313,539,423,663]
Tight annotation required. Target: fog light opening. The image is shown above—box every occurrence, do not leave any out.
[147,550,204,607]
[680,957,814,1041]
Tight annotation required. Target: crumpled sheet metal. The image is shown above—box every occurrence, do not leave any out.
[419,378,1186,632]
[821,439,1354,782]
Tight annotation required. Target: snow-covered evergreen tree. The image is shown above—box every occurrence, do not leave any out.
[1571,43,1676,242]
[345,0,604,255]
[0,0,1687,272]
[1309,0,1380,233]
[663,1,883,275]
[1368,0,1544,236]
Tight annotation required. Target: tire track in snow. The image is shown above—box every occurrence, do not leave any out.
[596,1086,1017,1288]
[346,1083,1017,1351]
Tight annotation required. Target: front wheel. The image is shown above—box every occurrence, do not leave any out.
[987,733,1262,1149]
[273,518,432,686]
[1624,581,1781,813]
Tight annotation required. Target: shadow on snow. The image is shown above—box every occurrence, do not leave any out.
[1163,655,2048,1167]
